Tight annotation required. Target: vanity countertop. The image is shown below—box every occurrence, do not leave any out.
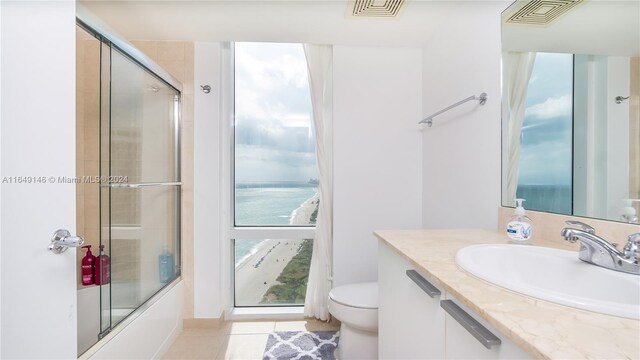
[374,229,640,360]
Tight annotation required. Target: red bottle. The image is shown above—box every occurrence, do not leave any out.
[81,245,96,286]
[94,245,111,285]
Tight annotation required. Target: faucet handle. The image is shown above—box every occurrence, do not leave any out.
[624,233,640,259]
[565,220,595,234]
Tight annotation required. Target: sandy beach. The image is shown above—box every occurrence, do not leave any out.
[235,191,318,306]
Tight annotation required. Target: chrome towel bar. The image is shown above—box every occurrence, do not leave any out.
[420,93,487,127]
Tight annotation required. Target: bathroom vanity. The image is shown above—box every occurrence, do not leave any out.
[376,229,640,359]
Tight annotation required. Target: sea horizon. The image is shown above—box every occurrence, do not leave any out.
[234,181,317,266]
[516,184,571,214]
[235,180,318,189]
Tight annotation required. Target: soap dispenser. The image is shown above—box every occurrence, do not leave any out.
[94,245,110,285]
[159,245,175,284]
[621,199,640,224]
[506,198,533,243]
[81,245,96,286]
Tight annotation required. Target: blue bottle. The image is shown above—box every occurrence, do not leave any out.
[159,245,175,283]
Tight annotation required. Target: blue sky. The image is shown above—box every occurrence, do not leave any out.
[518,52,573,186]
[234,42,318,183]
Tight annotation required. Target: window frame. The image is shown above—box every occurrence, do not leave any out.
[229,41,317,310]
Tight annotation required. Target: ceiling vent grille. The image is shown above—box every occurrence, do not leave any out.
[352,0,405,18]
[506,0,584,25]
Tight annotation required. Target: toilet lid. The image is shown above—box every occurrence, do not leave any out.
[329,282,378,309]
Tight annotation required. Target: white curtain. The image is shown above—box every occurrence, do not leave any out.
[303,44,333,321]
[504,52,536,206]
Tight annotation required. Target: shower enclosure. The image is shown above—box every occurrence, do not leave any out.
[76,19,181,355]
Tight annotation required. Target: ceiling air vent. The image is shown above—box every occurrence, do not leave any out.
[506,0,584,25]
[352,0,405,18]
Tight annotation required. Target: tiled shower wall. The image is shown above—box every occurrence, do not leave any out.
[76,34,101,286]
[76,36,144,289]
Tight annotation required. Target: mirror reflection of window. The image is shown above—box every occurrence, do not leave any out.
[516,53,573,214]
[574,55,635,220]
[501,0,640,223]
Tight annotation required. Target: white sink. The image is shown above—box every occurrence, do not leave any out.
[456,244,640,320]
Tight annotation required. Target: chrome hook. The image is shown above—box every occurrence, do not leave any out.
[615,96,630,104]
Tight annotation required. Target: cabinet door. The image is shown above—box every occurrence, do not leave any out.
[443,296,531,360]
[379,242,445,359]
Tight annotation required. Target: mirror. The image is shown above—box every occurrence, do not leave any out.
[501,0,640,223]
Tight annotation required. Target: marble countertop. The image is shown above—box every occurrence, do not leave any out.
[374,229,640,360]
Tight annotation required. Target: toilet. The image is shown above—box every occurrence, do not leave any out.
[328,282,378,359]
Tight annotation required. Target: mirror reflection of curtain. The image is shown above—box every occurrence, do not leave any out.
[503,52,536,206]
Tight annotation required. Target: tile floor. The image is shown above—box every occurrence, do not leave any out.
[163,319,341,359]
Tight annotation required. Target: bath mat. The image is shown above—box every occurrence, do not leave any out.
[262,331,339,360]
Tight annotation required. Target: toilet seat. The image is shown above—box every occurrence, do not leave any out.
[328,282,378,332]
[329,282,378,309]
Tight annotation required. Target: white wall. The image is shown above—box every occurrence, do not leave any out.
[193,42,224,318]
[0,2,3,355]
[421,2,508,229]
[332,46,423,287]
[1,1,78,357]
[574,55,631,220]
[606,57,630,219]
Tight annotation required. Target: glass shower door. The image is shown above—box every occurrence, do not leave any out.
[99,46,181,335]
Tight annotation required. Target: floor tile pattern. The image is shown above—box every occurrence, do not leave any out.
[164,320,340,359]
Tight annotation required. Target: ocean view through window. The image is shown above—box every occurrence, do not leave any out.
[233,42,317,307]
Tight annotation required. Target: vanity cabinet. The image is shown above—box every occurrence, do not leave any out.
[379,241,531,360]
[379,242,445,359]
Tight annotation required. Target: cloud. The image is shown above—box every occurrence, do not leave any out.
[518,112,572,186]
[235,145,317,182]
[236,117,315,153]
[233,42,317,182]
[518,140,572,185]
[525,94,572,121]
[521,114,571,145]
[515,53,574,186]
[235,42,311,126]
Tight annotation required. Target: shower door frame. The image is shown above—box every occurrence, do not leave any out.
[76,14,183,347]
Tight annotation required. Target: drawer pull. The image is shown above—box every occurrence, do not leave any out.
[406,270,441,298]
[440,300,501,349]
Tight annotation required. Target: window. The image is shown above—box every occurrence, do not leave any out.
[516,53,573,214]
[232,42,317,307]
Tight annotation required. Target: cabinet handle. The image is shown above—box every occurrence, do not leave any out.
[406,270,441,298]
[440,300,501,349]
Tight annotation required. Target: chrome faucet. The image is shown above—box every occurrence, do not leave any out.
[560,221,639,275]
